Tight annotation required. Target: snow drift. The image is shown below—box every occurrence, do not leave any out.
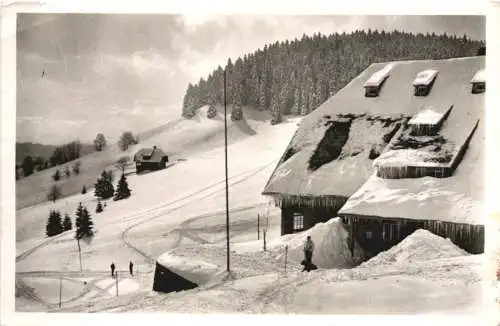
[276,217,359,269]
[362,229,468,267]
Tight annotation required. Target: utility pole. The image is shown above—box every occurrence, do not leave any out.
[58,276,62,308]
[76,238,82,272]
[224,67,230,273]
[257,214,260,240]
[116,271,119,297]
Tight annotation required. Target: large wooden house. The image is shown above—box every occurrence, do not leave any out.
[262,55,485,261]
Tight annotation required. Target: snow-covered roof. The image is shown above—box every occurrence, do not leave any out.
[338,120,484,225]
[133,147,167,162]
[412,69,439,86]
[262,56,484,223]
[471,69,485,84]
[363,64,394,88]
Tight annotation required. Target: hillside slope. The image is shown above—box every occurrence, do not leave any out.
[15,106,275,210]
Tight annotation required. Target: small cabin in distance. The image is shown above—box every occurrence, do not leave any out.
[413,69,438,96]
[133,146,169,173]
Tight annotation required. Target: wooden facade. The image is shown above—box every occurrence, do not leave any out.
[339,214,484,261]
[278,195,347,235]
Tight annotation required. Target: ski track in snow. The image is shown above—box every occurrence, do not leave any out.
[16,159,276,311]
[121,160,275,264]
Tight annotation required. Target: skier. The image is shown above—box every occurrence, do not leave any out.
[129,261,134,276]
[110,262,115,277]
[302,235,315,272]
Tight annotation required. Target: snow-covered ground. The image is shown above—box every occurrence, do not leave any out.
[14,108,494,318]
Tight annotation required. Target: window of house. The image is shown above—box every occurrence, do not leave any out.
[365,86,380,97]
[414,85,431,96]
[363,64,393,98]
[472,82,485,94]
[412,69,438,97]
[293,213,304,231]
[382,222,399,241]
[365,231,373,239]
[471,69,485,94]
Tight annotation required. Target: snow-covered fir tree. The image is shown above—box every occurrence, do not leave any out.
[96,199,104,213]
[181,31,482,118]
[94,170,114,200]
[207,105,217,119]
[46,210,63,237]
[114,173,131,201]
[75,202,94,239]
[63,213,72,231]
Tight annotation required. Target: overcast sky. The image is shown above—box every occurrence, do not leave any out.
[16,14,485,145]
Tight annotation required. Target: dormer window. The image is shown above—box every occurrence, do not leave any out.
[471,69,485,94]
[408,104,453,136]
[363,64,393,97]
[413,69,438,97]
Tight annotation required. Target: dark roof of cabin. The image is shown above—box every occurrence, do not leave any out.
[134,147,168,163]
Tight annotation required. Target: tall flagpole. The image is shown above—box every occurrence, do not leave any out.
[224,67,230,272]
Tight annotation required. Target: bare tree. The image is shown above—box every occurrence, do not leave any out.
[94,133,107,152]
[117,132,137,151]
[115,156,131,174]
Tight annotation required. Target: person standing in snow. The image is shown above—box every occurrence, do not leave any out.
[111,262,115,277]
[303,235,315,272]
[129,261,134,276]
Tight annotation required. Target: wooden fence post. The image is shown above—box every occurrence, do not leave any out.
[257,214,260,240]
[284,245,288,273]
[263,229,267,251]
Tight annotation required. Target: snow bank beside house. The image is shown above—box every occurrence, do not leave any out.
[275,218,358,269]
[234,217,361,269]
[362,229,468,268]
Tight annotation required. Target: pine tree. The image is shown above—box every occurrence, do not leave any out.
[114,173,131,201]
[47,184,62,202]
[46,210,63,237]
[75,202,94,240]
[52,169,61,181]
[63,213,72,231]
[207,105,217,119]
[96,199,103,213]
[94,170,114,200]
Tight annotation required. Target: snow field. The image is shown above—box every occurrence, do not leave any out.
[15,105,486,314]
